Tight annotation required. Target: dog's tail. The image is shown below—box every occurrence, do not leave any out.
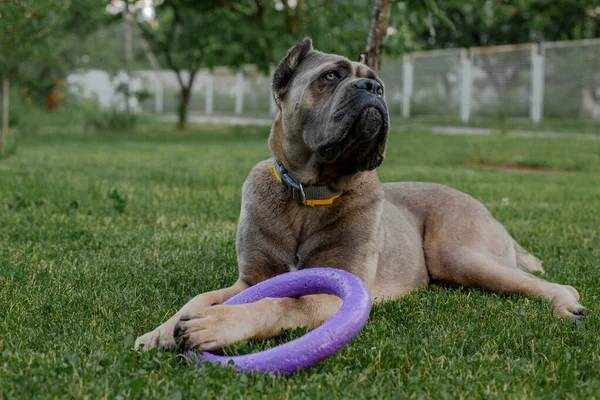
[513,239,545,275]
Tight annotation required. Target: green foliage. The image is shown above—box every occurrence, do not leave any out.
[135,2,262,70]
[396,0,600,51]
[1,126,600,397]
[0,86,33,128]
[134,0,450,71]
[292,0,373,61]
[134,1,294,127]
[0,0,111,74]
[0,0,68,73]
[85,108,138,132]
[108,188,127,213]
[0,0,120,140]
[3,92,145,136]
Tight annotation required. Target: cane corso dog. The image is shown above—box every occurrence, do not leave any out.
[135,38,587,352]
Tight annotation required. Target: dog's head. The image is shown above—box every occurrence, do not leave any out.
[269,38,389,185]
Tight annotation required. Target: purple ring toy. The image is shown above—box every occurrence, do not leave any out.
[186,267,372,375]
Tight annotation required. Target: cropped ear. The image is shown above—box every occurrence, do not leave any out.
[358,53,368,65]
[272,37,313,106]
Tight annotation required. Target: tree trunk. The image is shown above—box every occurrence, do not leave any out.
[130,14,164,114]
[45,82,57,111]
[364,0,392,73]
[123,9,133,115]
[176,70,197,130]
[177,86,191,130]
[1,73,8,155]
[282,0,298,35]
[136,29,161,71]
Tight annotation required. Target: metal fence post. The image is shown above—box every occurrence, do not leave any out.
[460,48,473,122]
[530,43,545,123]
[269,95,277,115]
[205,73,214,115]
[154,72,163,113]
[235,70,244,115]
[269,67,277,115]
[402,55,413,118]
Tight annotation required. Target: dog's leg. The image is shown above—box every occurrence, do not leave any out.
[174,294,343,351]
[432,252,587,320]
[134,280,249,351]
[513,239,545,274]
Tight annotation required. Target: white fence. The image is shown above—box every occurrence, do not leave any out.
[68,66,276,117]
[385,38,600,122]
[69,38,600,122]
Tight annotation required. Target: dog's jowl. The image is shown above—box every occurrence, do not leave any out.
[135,38,587,352]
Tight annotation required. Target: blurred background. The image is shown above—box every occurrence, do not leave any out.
[3,3,600,397]
[0,0,598,150]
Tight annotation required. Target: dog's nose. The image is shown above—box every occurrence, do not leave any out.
[353,78,383,96]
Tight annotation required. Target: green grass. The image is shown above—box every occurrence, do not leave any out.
[1,123,600,399]
[396,115,600,135]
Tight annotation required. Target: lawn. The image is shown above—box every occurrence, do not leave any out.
[1,124,599,399]
[396,115,600,135]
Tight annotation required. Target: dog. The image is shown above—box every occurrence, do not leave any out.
[135,38,587,352]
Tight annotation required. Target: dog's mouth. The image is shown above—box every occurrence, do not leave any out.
[348,106,384,140]
[318,104,388,161]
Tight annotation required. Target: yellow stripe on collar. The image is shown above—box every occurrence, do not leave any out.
[270,164,283,184]
[305,195,341,206]
[269,163,342,207]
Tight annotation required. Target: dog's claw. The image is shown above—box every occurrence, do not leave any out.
[176,333,190,351]
[173,321,187,338]
[179,314,190,321]
[574,307,589,318]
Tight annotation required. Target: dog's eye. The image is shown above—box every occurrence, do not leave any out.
[323,71,340,81]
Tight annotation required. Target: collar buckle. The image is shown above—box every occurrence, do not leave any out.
[291,185,306,205]
[274,160,306,204]
[272,159,342,206]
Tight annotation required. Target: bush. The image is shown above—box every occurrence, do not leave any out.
[1,84,139,136]
[82,103,138,131]
[0,88,35,130]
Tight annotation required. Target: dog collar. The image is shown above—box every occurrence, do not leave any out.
[270,160,343,206]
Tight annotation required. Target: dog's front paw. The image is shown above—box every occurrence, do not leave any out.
[135,327,177,351]
[550,285,588,321]
[134,330,159,351]
[173,305,256,352]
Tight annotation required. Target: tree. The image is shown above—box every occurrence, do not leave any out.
[363,0,455,72]
[0,0,111,154]
[18,6,116,110]
[403,0,599,50]
[133,0,384,129]
[364,0,392,72]
[0,0,70,154]
[133,1,269,129]
[128,0,457,128]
